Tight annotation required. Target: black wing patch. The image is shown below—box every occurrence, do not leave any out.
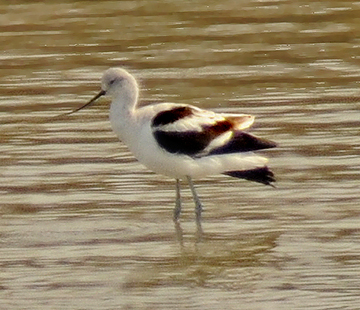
[152,106,194,126]
[153,130,209,155]
[208,132,277,156]
[153,119,233,156]
[152,106,277,157]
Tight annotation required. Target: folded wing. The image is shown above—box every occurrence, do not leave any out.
[151,105,276,157]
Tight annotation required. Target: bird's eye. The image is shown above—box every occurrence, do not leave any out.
[109,79,116,85]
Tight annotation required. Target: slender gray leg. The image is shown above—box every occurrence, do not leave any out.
[173,179,182,222]
[186,176,203,227]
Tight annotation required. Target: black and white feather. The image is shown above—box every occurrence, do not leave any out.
[149,105,276,185]
[151,105,276,156]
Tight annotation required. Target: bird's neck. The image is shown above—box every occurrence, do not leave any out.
[109,94,139,143]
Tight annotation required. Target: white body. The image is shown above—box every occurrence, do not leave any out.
[109,101,267,179]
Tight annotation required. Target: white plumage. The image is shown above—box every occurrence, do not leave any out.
[69,67,276,225]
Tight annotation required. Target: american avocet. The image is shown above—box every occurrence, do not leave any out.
[69,68,276,225]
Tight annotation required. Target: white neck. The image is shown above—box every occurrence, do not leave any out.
[109,94,139,145]
[107,72,141,150]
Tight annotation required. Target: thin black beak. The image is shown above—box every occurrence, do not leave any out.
[66,90,106,115]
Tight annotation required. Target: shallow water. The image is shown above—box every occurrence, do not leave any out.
[1,1,360,309]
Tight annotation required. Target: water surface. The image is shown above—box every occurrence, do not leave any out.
[1,1,360,309]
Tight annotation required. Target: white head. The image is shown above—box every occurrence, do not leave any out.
[68,67,139,115]
[101,68,139,101]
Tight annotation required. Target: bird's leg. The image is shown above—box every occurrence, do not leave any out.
[173,179,182,222]
[186,176,204,228]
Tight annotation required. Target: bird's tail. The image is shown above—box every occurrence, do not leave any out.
[224,166,275,186]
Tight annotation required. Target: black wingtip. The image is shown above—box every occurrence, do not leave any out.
[209,132,277,156]
[224,166,275,186]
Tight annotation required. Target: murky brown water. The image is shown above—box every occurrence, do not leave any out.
[1,1,360,309]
